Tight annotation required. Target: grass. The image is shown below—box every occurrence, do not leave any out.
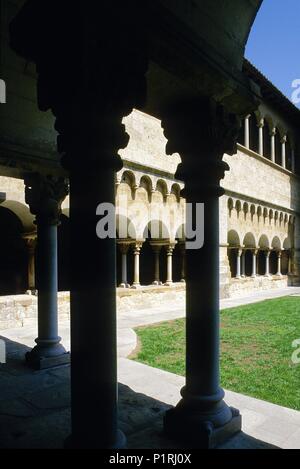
[133,296,300,411]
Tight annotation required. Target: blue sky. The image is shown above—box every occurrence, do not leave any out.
[245,0,300,105]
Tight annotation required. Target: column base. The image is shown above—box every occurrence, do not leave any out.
[131,283,141,289]
[119,283,130,289]
[152,281,162,286]
[64,429,127,449]
[164,282,173,287]
[26,343,70,370]
[180,279,186,283]
[164,404,241,449]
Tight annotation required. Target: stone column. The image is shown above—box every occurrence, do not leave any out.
[10,0,148,450]
[236,248,242,279]
[258,119,264,156]
[151,244,162,285]
[251,249,258,278]
[241,250,246,277]
[132,242,143,289]
[24,174,69,369]
[276,251,282,276]
[281,135,287,169]
[271,128,276,163]
[244,115,250,148]
[265,250,271,277]
[23,233,37,292]
[179,242,186,283]
[118,242,130,288]
[165,244,175,286]
[161,98,242,448]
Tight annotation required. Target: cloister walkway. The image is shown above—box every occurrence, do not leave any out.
[1,286,300,448]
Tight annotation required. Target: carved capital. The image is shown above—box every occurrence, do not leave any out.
[161,98,241,198]
[24,173,69,226]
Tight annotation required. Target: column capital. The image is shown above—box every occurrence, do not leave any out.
[257,118,264,128]
[22,232,37,253]
[133,241,144,254]
[165,243,176,255]
[24,173,69,226]
[281,135,287,144]
[117,241,131,255]
[270,127,277,136]
[161,98,241,198]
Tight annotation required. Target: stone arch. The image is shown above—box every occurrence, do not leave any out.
[250,204,256,221]
[235,200,242,215]
[171,183,181,203]
[143,220,170,241]
[156,179,169,202]
[243,202,249,219]
[271,236,281,251]
[139,175,153,203]
[121,170,136,189]
[243,232,256,248]
[1,200,35,233]
[228,197,234,215]
[258,234,270,249]
[228,230,241,247]
[257,206,262,221]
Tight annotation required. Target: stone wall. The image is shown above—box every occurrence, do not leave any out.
[0,285,186,331]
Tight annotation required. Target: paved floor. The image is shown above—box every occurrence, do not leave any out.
[1,286,300,448]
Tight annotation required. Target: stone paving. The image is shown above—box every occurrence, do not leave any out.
[1,286,300,449]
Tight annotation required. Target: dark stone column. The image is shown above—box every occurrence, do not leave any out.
[10,0,148,449]
[24,174,69,369]
[162,98,242,448]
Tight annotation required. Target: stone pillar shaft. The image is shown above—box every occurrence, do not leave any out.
[251,250,258,277]
[161,98,242,448]
[281,137,287,169]
[132,243,142,288]
[258,121,264,156]
[271,130,276,163]
[277,251,282,276]
[244,116,250,149]
[236,249,242,278]
[24,174,69,369]
[165,245,174,285]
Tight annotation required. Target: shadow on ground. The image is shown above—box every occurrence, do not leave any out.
[0,335,278,449]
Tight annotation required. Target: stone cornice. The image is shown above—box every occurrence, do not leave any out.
[223,188,300,216]
[121,158,184,186]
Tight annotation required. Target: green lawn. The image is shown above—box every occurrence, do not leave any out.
[133,296,300,411]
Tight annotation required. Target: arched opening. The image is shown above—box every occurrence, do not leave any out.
[141,220,170,286]
[263,121,271,159]
[173,224,186,283]
[286,137,293,171]
[275,130,282,166]
[0,207,28,295]
[249,114,259,153]
[116,215,136,287]
[227,230,241,278]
